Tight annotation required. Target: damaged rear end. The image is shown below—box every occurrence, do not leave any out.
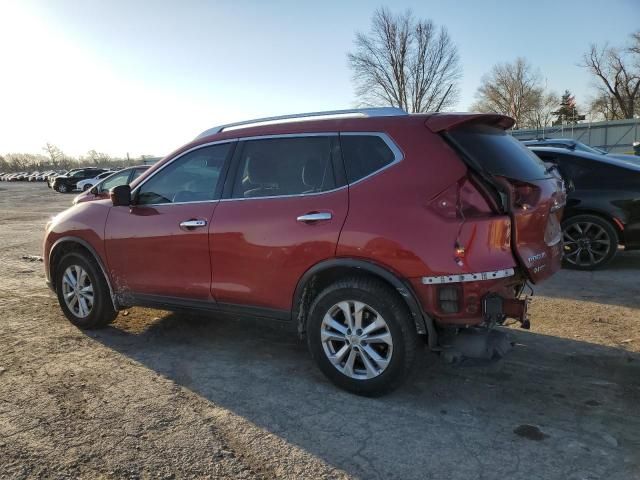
[424,114,566,360]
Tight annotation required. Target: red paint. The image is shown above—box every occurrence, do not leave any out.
[210,190,348,310]
[44,112,564,326]
[105,202,218,299]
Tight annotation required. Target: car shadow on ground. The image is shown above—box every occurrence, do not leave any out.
[90,311,640,480]
[535,250,640,309]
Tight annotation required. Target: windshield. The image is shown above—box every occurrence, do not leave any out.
[450,124,550,181]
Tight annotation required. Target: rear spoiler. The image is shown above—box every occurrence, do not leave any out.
[425,113,515,133]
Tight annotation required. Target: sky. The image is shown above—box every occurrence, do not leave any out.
[0,0,638,158]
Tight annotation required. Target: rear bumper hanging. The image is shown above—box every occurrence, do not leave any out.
[421,268,515,285]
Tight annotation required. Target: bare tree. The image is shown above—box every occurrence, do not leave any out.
[588,92,624,121]
[526,91,559,130]
[42,143,65,167]
[581,31,640,119]
[86,149,111,166]
[348,7,461,113]
[471,58,546,129]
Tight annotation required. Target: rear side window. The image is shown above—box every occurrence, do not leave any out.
[450,125,550,181]
[232,136,335,199]
[340,134,395,183]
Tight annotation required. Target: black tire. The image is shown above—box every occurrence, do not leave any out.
[562,214,619,270]
[82,184,91,191]
[57,183,69,193]
[306,276,421,396]
[54,252,117,329]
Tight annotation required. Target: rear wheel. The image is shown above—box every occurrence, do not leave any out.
[306,277,420,396]
[562,214,618,270]
[55,252,117,328]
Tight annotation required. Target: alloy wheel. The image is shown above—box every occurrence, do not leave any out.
[61,265,94,318]
[320,300,393,380]
[563,221,612,268]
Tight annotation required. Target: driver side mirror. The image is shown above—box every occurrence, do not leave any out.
[110,184,131,206]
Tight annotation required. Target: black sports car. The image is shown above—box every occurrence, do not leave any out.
[529,146,640,269]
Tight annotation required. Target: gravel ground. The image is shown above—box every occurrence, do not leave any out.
[0,182,639,480]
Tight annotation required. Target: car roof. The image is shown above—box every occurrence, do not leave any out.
[523,138,575,144]
[135,109,515,185]
[529,146,640,171]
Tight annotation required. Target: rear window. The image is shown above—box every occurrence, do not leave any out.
[451,125,550,181]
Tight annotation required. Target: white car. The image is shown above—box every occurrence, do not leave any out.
[76,170,116,191]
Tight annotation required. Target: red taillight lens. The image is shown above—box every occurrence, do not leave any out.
[429,176,495,219]
[510,181,541,210]
[493,177,541,211]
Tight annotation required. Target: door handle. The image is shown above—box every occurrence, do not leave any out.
[179,219,207,229]
[296,212,332,222]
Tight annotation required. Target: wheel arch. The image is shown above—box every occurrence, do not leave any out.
[563,208,623,244]
[292,258,436,347]
[48,237,118,309]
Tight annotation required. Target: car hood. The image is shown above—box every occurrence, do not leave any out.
[73,189,109,205]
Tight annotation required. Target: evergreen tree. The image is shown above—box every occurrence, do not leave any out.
[552,90,584,125]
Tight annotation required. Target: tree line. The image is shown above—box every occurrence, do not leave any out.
[0,143,156,173]
[349,8,640,129]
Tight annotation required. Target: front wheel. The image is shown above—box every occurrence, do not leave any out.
[82,184,91,191]
[306,277,420,396]
[57,183,69,193]
[562,214,619,270]
[55,252,118,328]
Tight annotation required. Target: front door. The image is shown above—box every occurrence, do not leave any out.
[210,134,348,313]
[105,142,235,300]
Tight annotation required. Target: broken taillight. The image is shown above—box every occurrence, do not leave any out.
[509,180,541,210]
[428,175,496,219]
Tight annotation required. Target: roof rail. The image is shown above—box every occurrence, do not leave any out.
[195,107,408,139]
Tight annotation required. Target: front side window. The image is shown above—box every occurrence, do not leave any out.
[130,167,147,181]
[137,143,231,205]
[98,170,131,193]
[232,136,335,199]
[339,134,396,183]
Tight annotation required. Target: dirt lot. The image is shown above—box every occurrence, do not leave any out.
[0,182,639,479]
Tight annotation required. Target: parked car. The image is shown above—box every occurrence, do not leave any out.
[529,146,640,269]
[73,165,150,204]
[47,170,71,188]
[36,171,53,181]
[52,168,108,193]
[522,138,640,164]
[76,170,116,191]
[44,108,565,395]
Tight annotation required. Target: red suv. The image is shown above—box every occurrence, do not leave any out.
[44,108,565,395]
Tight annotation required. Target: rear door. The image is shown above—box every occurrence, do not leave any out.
[447,124,566,283]
[209,134,348,314]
